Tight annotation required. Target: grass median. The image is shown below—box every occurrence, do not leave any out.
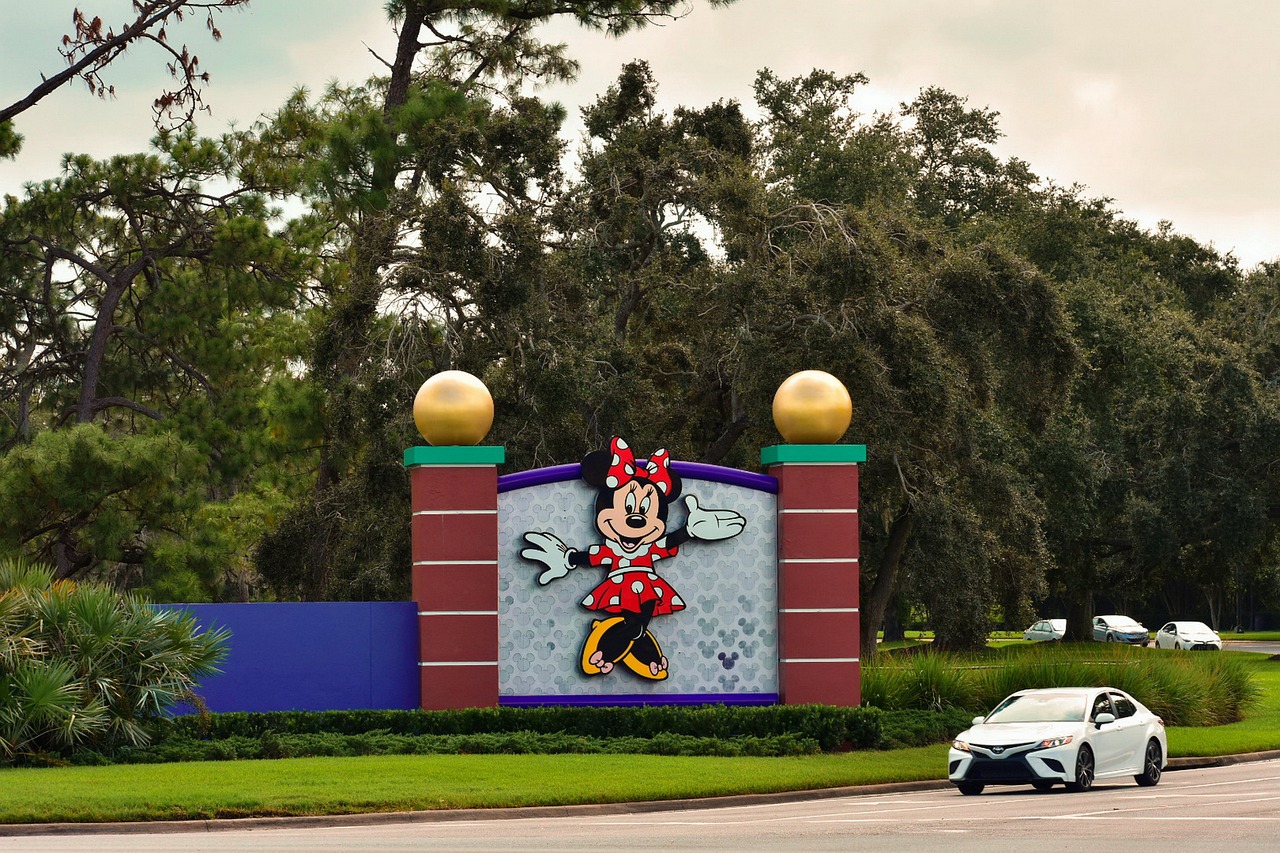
[1,652,1276,825]
[0,747,945,824]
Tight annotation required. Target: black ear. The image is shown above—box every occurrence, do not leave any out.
[580,449,612,487]
[664,470,682,501]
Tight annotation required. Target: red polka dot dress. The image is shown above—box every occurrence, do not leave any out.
[580,541,686,616]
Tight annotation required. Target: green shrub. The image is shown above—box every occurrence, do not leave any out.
[110,730,828,763]
[160,704,884,752]
[862,651,974,711]
[0,557,228,765]
[863,643,1259,726]
[878,708,975,750]
[115,704,967,764]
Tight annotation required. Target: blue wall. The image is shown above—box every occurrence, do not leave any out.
[167,602,419,713]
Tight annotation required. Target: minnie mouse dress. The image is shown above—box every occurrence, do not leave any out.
[579,540,686,616]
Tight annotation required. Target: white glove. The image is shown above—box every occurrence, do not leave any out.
[684,495,746,541]
[521,531,577,585]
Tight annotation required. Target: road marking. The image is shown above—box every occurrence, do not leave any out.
[593,800,984,826]
[1165,773,1280,790]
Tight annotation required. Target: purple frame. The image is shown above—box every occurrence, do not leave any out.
[498,460,778,494]
[501,693,778,707]
[499,457,778,708]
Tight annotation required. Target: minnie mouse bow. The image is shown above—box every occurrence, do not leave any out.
[604,437,673,494]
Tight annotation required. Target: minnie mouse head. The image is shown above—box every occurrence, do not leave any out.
[580,437,683,556]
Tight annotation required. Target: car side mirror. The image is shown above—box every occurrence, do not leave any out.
[1094,712,1116,726]
[972,716,985,725]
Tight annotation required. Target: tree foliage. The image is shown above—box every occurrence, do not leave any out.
[0,130,316,596]
[2,2,1278,650]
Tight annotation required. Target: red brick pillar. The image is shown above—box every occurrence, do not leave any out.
[762,444,865,706]
[403,445,504,710]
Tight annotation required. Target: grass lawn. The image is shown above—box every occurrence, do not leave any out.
[2,652,1277,825]
[0,747,944,824]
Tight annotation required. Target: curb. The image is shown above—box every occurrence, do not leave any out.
[5,752,1280,838]
[1166,748,1280,770]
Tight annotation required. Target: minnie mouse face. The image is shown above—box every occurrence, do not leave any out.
[596,479,667,554]
[581,437,682,555]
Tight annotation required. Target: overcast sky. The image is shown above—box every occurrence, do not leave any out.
[3,0,1278,267]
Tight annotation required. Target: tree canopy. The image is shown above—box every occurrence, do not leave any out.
[2,1,1278,646]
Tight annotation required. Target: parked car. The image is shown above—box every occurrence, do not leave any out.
[1023,618,1066,642]
[1093,615,1150,645]
[1154,621,1223,651]
[948,686,1166,795]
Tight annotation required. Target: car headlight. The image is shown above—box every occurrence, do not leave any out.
[952,739,971,752]
[1037,735,1073,749]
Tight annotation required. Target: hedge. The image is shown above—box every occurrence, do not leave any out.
[161,704,883,752]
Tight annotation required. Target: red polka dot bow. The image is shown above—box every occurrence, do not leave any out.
[605,437,673,494]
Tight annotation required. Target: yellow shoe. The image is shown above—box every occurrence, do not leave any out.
[621,631,669,681]
[580,617,632,675]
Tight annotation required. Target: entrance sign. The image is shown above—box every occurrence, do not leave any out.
[501,445,777,705]
[406,369,864,709]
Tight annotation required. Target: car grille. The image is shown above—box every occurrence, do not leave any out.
[964,753,1037,782]
[971,741,1037,754]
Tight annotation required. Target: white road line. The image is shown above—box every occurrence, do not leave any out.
[593,800,983,826]
[1030,816,1280,821]
[1164,773,1280,790]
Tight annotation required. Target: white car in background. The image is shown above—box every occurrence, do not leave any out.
[1154,621,1223,651]
[948,687,1166,795]
[1023,619,1066,642]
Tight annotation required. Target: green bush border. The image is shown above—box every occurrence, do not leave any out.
[68,704,976,764]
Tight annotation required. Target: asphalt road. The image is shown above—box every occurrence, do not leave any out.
[5,759,1280,853]
[1224,640,1280,656]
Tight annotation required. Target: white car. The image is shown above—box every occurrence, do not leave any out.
[1023,619,1066,642]
[948,687,1166,795]
[1093,614,1150,645]
[1155,621,1223,651]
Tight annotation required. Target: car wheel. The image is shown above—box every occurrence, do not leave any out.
[1134,739,1162,787]
[1174,642,1181,650]
[1065,744,1095,792]
[1106,633,1115,642]
[1031,780,1055,792]
[957,781,985,796]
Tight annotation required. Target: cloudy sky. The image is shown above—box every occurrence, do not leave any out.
[3,0,1278,267]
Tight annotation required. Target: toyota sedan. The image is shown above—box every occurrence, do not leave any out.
[1155,621,1223,651]
[948,687,1166,795]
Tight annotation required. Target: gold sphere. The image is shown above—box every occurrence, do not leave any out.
[772,370,853,444]
[413,371,494,446]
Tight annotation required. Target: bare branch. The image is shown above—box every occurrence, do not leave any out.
[0,1,251,128]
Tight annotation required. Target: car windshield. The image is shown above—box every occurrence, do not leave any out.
[983,693,1087,723]
[1177,622,1213,633]
[1108,618,1141,629]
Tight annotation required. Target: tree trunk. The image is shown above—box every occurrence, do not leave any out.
[882,601,905,642]
[76,279,128,423]
[1205,587,1220,632]
[859,503,913,660]
[1064,588,1094,642]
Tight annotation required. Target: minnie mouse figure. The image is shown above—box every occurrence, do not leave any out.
[521,437,746,680]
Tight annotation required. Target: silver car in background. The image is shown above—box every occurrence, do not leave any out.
[1093,615,1150,645]
[1023,618,1066,642]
